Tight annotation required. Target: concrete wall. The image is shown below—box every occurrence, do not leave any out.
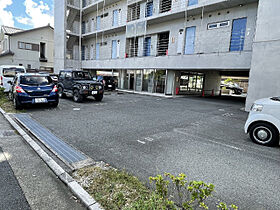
[246,0,280,110]
[0,27,54,70]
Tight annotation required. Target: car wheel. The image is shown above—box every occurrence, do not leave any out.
[249,122,279,146]
[58,86,66,98]
[51,101,59,108]
[13,97,22,110]
[73,89,83,102]
[94,94,103,102]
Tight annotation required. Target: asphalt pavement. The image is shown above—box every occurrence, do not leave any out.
[0,113,85,210]
[0,147,30,210]
[25,93,280,209]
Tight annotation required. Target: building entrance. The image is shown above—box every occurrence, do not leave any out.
[179,72,204,94]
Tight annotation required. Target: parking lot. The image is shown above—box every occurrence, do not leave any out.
[25,93,280,209]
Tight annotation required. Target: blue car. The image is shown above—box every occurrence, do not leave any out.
[9,73,59,109]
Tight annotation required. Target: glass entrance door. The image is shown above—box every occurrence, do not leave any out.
[179,72,204,94]
[129,72,134,90]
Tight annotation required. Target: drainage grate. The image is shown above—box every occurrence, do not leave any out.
[14,114,87,164]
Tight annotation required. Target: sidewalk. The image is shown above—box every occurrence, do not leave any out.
[0,113,85,210]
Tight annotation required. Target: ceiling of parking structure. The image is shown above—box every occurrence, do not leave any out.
[220,71,250,77]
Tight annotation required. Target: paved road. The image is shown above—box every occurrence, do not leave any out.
[0,113,85,210]
[26,93,280,209]
[0,147,30,210]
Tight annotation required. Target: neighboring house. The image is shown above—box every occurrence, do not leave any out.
[55,0,280,111]
[0,25,54,72]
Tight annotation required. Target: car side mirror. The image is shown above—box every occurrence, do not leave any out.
[7,81,13,85]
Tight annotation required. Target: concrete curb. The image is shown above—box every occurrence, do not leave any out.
[0,107,102,210]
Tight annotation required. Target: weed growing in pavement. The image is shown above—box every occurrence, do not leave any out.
[0,88,24,113]
[74,164,238,210]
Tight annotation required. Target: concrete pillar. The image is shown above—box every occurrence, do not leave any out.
[54,0,67,73]
[166,70,175,95]
[246,0,280,111]
[204,71,221,96]
[173,71,181,95]
[118,69,124,89]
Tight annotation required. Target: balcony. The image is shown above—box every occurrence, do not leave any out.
[82,23,126,39]
[82,0,121,15]
[127,0,258,25]
[82,51,252,70]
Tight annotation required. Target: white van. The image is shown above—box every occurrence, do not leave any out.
[0,65,26,92]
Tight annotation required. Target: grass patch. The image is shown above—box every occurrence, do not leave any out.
[0,88,23,113]
[74,164,238,210]
[73,163,172,210]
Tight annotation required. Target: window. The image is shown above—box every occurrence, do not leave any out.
[25,43,32,50]
[82,21,86,34]
[96,16,101,30]
[127,37,138,57]
[159,0,171,13]
[20,75,52,86]
[40,42,46,59]
[18,41,39,51]
[143,37,151,56]
[113,10,119,26]
[111,40,120,59]
[157,32,169,56]
[27,64,31,69]
[188,0,198,6]
[19,42,25,49]
[146,1,153,17]
[96,43,100,60]
[230,17,247,51]
[112,40,117,59]
[81,45,85,60]
[185,26,196,54]
[59,71,66,79]
[208,23,218,29]
[127,3,140,22]
[207,21,230,30]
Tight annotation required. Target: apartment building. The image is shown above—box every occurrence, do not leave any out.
[0,25,54,72]
[54,0,280,110]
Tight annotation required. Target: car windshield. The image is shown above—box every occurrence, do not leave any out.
[73,72,91,80]
[20,76,52,86]
[3,68,25,77]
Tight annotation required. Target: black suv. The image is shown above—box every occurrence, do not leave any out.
[57,70,104,102]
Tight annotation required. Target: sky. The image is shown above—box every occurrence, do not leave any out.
[0,0,54,30]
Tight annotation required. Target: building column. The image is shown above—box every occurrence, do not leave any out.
[204,71,221,96]
[166,70,175,95]
[246,0,280,111]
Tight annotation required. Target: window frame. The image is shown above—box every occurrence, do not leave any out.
[207,20,230,30]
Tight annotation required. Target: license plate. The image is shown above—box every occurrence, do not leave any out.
[108,85,112,87]
[92,91,98,95]
[34,98,47,103]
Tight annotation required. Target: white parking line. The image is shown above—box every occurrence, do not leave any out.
[173,128,244,151]
[137,140,146,144]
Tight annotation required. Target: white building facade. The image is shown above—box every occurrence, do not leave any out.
[0,25,54,72]
[54,0,280,110]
